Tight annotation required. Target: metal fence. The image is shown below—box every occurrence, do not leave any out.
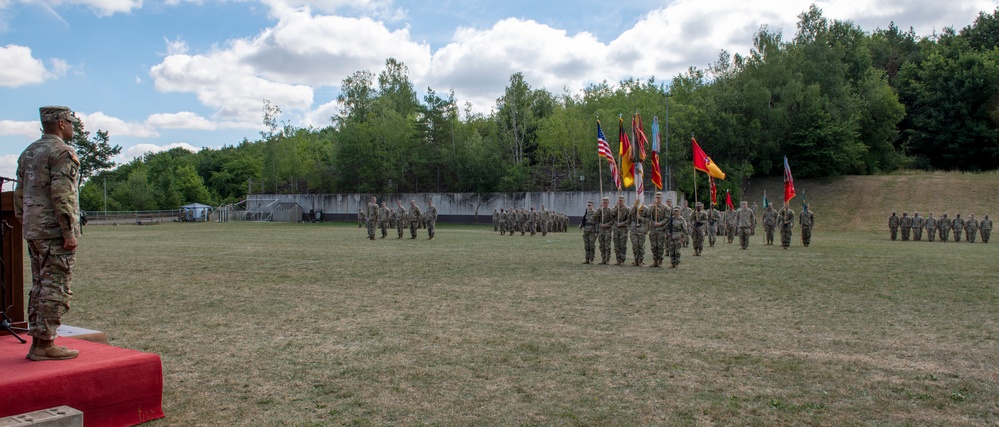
[83,210,209,225]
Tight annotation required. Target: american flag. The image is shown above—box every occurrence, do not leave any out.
[597,120,621,190]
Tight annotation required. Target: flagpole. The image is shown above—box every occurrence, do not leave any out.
[691,133,697,206]
[664,94,670,193]
[597,116,604,200]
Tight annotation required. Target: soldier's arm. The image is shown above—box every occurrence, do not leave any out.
[52,149,81,247]
[13,161,24,223]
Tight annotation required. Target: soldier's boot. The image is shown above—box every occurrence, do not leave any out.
[29,339,79,361]
[25,336,38,359]
[599,258,608,265]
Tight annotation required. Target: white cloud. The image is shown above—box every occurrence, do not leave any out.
[146,111,216,130]
[79,111,160,138]
[0,154,17,191]
[0,120,40,139]
[119,142,201,161]
[62,0,142,16]
[0,45,50,87]
[164,37,189,55]
[302,99,341,128]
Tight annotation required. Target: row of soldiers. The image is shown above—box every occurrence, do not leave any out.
[888,212,991,243]
[492,206,569,236]
[360,197,438,240]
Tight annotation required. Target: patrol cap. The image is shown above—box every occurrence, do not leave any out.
[618,195,625,199]
[695,202,703,207]
[655,192,663,196]
[672,207,681,212]
[39,106,79,123]
[602,197,609,201]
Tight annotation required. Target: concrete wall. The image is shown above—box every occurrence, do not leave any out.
[247,191,679,224]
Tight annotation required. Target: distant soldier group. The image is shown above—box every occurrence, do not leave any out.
[493,204,569,236]
[888,211,991,243]
[364,196,438,240]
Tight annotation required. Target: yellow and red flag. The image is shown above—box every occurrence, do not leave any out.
[692,138,725,180]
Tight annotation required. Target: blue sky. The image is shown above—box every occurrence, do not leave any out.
[1,0,996,190]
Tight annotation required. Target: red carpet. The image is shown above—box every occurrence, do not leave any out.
[0,338,164,426]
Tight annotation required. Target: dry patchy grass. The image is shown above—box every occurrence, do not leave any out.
[44,220,999,426]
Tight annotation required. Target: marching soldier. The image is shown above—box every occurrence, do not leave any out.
[540,204,550,236]
[724,204,737,244]
[517,208,528,236]
[507,208,517,237]
[691,202,708,256]
[980,214,992,243]
[648,192,670,268]
[527,206,538,236]
[952,214,964,243]
[735,201,756,249]
[763,203,777,245]
[667,207,687,268]
[612,195,631,266]
[379,201,390,239]
[580,201,598,264]
[799,204,814,247]
[925,212,937,242]
[408,200,422,239]
[965,214,979,243]
[888,212,899,241]
[629,200,649,266]
[426,200,438,239]
[911,212,924,241]
[492,208,499,232]
[680,200,693,248]
[598,197,614,264]
[778,202,795,249]
[707,205,721,247]
[938,213,950,242]
[899,212,912,241]
[396,201,407,239]
[366,196,379,240]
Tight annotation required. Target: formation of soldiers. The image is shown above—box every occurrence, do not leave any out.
[362,196,438,240]
[579,193,816,268]
[888,211,991,243]
[493,205,570,236]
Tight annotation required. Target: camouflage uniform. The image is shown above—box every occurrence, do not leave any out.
[763,205,778,245]
[647,196,670,267]
[690,204,708,256]
[952,215,964,243]
[911,213,924,241]
[925,214,937,242]
[517,209,528,236]
[527,207,538,236]
[778,205,795,249]
[357,209,365,228]
[379,203,390,238]
[425,202,438,239]
[735,202,756,250]
[899,212,912,241]
[492,209,499,232]
[365,198,379,240]
[888,213,899,241]
[980,215,992,243]
[707,207,721,247]
[938,214,950,242]
[612,198,631,265]
[628,203,648,266]
[580,202,598,263]
[396,203,407,239]
[965,215,978,243]
[799,207,814,247]
[498,209,507,235]
[540,205,550,236]
[724,207,737,244]
[13,106,82,360]
[667,208,687,268]
[408,202,422,239]
[597,199,614,264]
[680,202,693,248]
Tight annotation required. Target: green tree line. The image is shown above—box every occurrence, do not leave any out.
[79,6,999,212]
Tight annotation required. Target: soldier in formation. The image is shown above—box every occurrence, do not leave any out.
[888,210,990,244]
[938,213,951,242]
[612,195,630,266]
[952,214,964,242]
[763,203,778,245]
[735,201,756,250]
[579,201,598,264]
[492,208,499,232]
[666,207,687,268]
[540,204,550,236]
[690,202,708,256]
[888,212,899,241]
[981,215,992,243]
[706,205,721,247]
[425,200,438,239]
[899,212,912,241]
[629,200,648,266]
[357,208,365,228]
[396,201,407,239]
[365,196,379,240]
[408,200,422,239]
[680,200,693,248]
[778,202,795,249]
[724,205,737,244]
[648,192,670,268]
[598,197,614,264]
[379,201,390,239]
[911,212,925,241]
[965,214,979,243]
[799,204,814,247]
[925,212,937,242]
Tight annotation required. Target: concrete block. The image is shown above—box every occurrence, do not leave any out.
[0,406,83,427]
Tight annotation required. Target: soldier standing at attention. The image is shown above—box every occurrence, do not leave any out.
[516,208,526,236]
[925,213,937,242]
[691,202,708,256]
[724,204,737,244]
[667,207,687,268]
[706,205,721,247]
[680,200,693,248]
[492,208,499,232]
[965,214,979,243]
[597,197,614,264]
[938,213,951,242]
[366,196,379,240]
[498,209,506,235]
[425,200,438,239]
[612,195,631,266]
[735,201,756,250]
[899,212,912,241]
[888,212,899,241]
[799,204,814,247]
[507,208,517,237]
[408,200,422,239]
[911,212,924,241]
[395,201,407,239]
[379,201,390,239]
[778,202,795,249]
[952,214,965,243]
[580,201,598,264]
[763,203,778,245]
[527,206,538,236]
[628,200,648,266]
[14,105,83,361]
[540,204,550,236]
[358,208,365,228]
[980,215,992,243]
[648,192,669,268]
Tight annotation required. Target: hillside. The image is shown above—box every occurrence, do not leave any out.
[741,171,999,232]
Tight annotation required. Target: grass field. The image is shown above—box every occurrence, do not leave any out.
[44,216,998,426]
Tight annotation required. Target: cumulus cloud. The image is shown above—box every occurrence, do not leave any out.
[0,45,51,87]
[0,120,40,139]
[146,112,216,130]
[119,142,202,161]
[80,111,160,138]
[60,0,142,16]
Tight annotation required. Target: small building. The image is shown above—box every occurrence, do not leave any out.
[271,202,304,222]
[180,203,213,222]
